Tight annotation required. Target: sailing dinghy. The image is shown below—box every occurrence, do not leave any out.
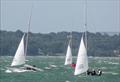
[74,33,102,76]
[5,6,43,73]
[74,0,102,76]
[64,38,72,65]
[5,34,43,73]
[74,33,88,75]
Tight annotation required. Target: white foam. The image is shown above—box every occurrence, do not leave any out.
[101,67,107,69]
[103,71,119,75]
[65,80,70,82]
[5,69,28,73]
[112,73,119,75]
[44,67,51,70]
[103,61,119,65]
[25,60,29,61]
[49,64,57,67]
[5,69,12,73]
[108,62,119,65]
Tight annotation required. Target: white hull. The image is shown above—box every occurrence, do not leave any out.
[24,64,43,71]
[5,64,43,73]
[5,67,33,73]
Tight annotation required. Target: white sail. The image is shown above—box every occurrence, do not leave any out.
[64,43,72,65]
[11,34,25,66]
[74,35,88,75]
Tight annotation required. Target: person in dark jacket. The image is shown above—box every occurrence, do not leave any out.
[87,69,102,76]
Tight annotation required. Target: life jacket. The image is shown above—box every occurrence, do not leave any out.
[70,63,76,68]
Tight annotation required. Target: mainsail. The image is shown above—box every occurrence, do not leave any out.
[74,34,88,75]
[64,42,72,65]
[11,34,25,66]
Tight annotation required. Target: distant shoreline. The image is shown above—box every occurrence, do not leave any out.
[0,30,120,57]
[0,56,120,58]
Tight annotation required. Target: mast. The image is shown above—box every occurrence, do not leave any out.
[119,0,120,36]
[67,32,72,48]
[70,32,72,49]
[25,5,33,57]
[85,0,87,53]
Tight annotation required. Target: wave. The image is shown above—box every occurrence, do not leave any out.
[65,80,70,82]
[101,67,107,69]
[108,62,119,65]
[103,71,119,75]
[103,60,119,65]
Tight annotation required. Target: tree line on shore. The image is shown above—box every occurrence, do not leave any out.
[0,30,120,57]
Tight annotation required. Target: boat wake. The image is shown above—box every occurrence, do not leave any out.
[108,62,119,65]
[103,71,119,75]
[101,67,107,69]
[49,64,57,68]
[44,64,58,70]
[44,67,51,70]
[65,80,70,82]
[5,68,32,73]
[103,61,119,65]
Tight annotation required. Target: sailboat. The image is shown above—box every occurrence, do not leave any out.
[64,34,72,65]
[5,6,43,73]
[74,0,102,76]
[5,34,27,73]
[74,33,102,76]
[5,33,43,73]
[74,33,88,75]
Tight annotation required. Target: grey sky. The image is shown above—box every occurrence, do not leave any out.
[1,0,120,33]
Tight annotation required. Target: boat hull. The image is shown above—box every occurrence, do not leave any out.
[5,67,33,73]
[5,64,43,73]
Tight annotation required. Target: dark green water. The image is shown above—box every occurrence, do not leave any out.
[0,56,120,82]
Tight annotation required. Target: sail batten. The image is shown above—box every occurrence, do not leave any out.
[74,34,88,75]
[11,34,25,66]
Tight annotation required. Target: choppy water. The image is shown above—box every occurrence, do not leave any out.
[0,56,120,82]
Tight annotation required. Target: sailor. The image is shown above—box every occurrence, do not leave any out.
[26,67,32,70]
[70,62,76,68]
[87,69,96,76]
[32,65,37,71]
[33,65,36,67]
[87,69,91,75]
[87,69,102,76]
[25,65,37,71]
[91,69,96,75]
[97,69,102,76]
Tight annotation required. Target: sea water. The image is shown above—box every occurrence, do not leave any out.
[0,56,120,82]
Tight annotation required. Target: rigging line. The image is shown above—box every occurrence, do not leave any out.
[25,4,34,57]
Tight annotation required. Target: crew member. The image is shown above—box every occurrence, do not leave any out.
[70,62,76,68]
